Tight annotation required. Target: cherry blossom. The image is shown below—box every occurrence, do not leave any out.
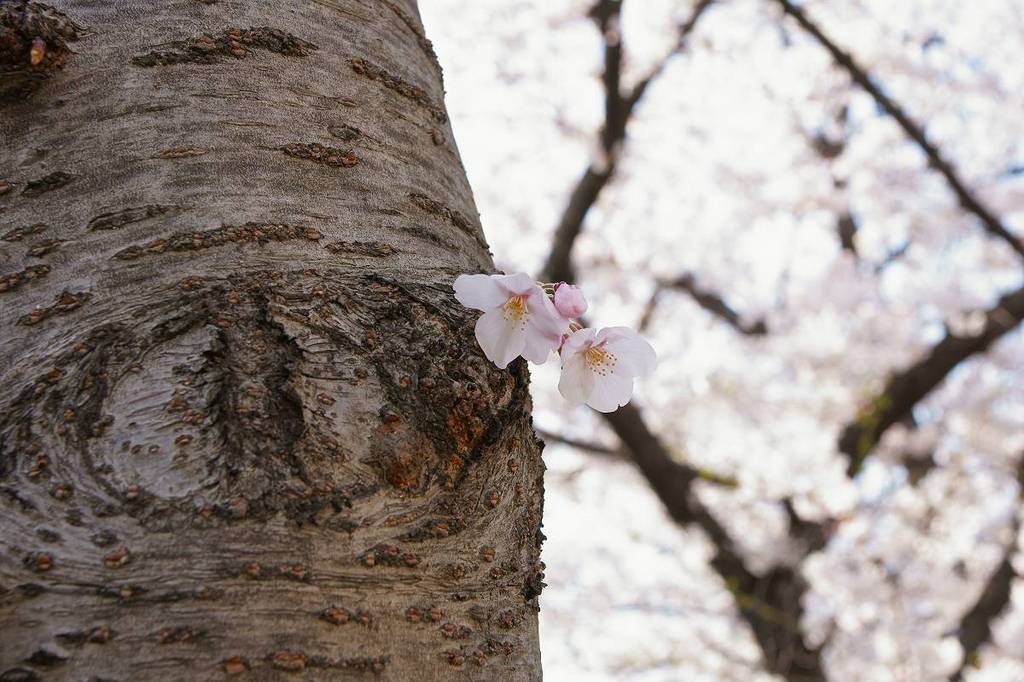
[553,282,588,318]
[455,273,655,410]
[558,326,657,412]
[453,272,567,368]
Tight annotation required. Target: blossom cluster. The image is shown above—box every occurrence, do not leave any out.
[454,272,656,412]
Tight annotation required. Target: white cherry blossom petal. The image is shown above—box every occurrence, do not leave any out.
[558,326,655,412]
[523,324,557,364]
[587,372,635,413]
[557,352,594,405]
[525,287,569,348]
[600,326,657,376]
[475,309,526,369]
[496,272,538,297]
[561,327,597,357]
[453,273,508,311]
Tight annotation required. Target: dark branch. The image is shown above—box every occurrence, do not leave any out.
[542,167,614,284]
[801,103,860,258]
[540,9,1024,682]
[950,546,1016,681]
[809,131,845,161]
[783,498,829,555]
[835,212,858,257]
[839,284,1024,476]
[644,273,769,335]
[949,458,1023,681]
[603,404,826,681]
[874,240,911,274]
[620,0,715,115]
[590,0,625,155]
[541,0,624,284]
[538,420,739,486]
[902,448,938,486]
[775,0,1024,259]
[540,0,715,283]
[535,428,622,457]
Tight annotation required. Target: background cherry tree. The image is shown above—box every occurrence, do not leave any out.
[423,0,1024,679]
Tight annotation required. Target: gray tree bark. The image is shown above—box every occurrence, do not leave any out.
[0,2,545,680]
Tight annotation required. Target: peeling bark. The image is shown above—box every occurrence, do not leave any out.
[0,1,544,680]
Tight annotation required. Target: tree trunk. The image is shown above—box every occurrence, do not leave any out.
[0,2,544,679]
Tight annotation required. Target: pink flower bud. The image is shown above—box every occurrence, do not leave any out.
[553,283,588,319]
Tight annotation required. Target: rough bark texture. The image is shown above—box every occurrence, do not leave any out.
[0,2,545,680]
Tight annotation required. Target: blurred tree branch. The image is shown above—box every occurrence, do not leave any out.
[874,240,911,274]
[536,428,622,457]
[949,457,1024,681]
[538,425,740,487]
[538,2,826,678]
[539,2,1024,678]
[772,0,1024,481]
[603,404,827,681]
[540,0,715,284]
[950,533,1017,681]
[774,0,1024,260]
[839,285,1024,475]
[639,272,769,335]
[528,1,1024,678]
[804,103,861,259]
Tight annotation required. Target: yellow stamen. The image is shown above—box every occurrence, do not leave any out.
[585,345,616,376]
[502,295,529,329]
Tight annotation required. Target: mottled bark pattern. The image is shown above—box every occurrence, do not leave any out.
[0,1,544,679]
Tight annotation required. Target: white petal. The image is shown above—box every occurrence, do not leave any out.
[522,324,558,364]
[526,287,569,339]
[601,327,657,376]
[496,272,537,296]
[587,372,634,413]
[475,309,526,369]
[557,353,594,405]
[560,327,598,364]
[454,274,508,311]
